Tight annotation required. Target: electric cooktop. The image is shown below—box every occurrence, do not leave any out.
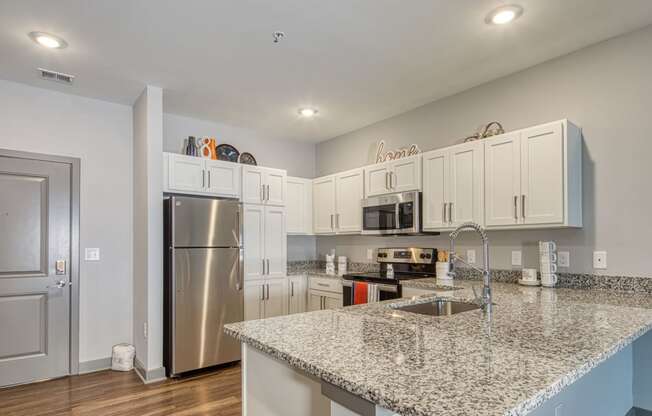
[342,271,436,285]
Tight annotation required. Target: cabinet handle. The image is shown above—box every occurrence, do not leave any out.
[330,214,334,230]
[202,170,206,188]
[261,285,265,300]
[207,170,211,188]
[335,213,340,229]
[266,284,270,300]
[266,259,270,275]
[265,184,269,202]
[390,172,394,189]
[521,195,526,219]
[260,185,264,202]
[443,203,447,223]
[448,202,453,224]
[291,281,294,297]
[317,282,329,287]
[514,196,518,220]
[385,172,390,190]
[321,296,325,310]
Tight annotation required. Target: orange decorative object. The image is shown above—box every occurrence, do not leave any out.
[200,137,218,160]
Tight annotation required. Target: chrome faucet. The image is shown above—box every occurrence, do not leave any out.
[448,222,492,315]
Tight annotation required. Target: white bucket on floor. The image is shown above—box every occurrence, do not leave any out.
[111,343,135,371]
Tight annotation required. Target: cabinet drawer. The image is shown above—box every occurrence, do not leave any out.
[309,277,342,293]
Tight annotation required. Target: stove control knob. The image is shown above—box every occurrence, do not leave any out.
[425,253,432,259]
[419,253,426,259]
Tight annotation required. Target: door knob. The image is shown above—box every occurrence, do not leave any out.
[48,279,68,289]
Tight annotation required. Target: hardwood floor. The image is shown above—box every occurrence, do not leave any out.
[0,364,241,416]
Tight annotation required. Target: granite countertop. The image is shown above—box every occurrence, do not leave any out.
[287,268,344,280]
[225,280,652,416]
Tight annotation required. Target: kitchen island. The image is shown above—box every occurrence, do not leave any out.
[225,281,652,416]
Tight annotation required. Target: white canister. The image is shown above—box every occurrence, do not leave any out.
[325,254,335,276]
[337,256,347,276]
[436,262,451,280]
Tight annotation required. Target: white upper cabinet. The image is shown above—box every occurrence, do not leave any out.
[286,177,313,235]
[484,119,582,229]
[313,176,337,234]
[242,166,287,206]
[423,142,483,231]
[364,155,421,197]
[335,169,364,233]
[243,204,287,280]
[164,153,241,198]
[313,168,364,234]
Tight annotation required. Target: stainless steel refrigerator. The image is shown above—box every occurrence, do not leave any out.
[163,195,243,377]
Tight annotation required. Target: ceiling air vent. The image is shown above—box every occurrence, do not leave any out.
[38,68,75,85]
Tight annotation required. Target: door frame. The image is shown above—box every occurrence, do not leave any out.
[0,148,81,376]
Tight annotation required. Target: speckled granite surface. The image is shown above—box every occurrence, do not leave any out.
[287,260,378,279]
[225,280,652,416]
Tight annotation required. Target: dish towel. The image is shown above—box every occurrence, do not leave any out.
[353,281,368,305]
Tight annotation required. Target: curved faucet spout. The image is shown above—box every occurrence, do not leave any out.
[448,222,492,315]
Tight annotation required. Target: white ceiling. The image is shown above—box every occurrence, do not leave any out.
[1,1,652,143]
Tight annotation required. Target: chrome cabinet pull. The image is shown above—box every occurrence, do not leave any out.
[390,172,394,189]
[448,202,453,224]
[335,213,340,229]
[262,259,265,275]
[514,196,518,220]
[385,172,389,190]
[260,285,264,300]
[260,185,264,202]
[266,259,270,275]
[202,170,206,188]
[266,284,270,300]
[521,195,526,219]
[291,281,294,297]
[442,203,447,223]
[330,214,334,230]
[265,184,269,202]
[207,170,211,188]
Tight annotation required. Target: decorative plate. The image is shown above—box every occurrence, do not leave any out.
[239,152,257,165]
[216,144,240,162]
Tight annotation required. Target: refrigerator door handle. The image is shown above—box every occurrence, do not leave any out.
[237,248,244,291]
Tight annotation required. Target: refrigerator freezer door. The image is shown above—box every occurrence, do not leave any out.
[172,196,241,247]
[172,247,244,374]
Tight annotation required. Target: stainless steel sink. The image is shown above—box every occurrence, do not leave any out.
[394,299,480,316]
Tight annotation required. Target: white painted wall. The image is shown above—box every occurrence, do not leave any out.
[163,113,316,178]
[0,79,133,363]
[133,86,164,372]
[316,25,652,277]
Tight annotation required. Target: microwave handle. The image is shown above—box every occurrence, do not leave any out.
[395,203,401,230]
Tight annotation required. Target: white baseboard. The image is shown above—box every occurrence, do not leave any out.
[78,357,112,374]
[134,358,166,384]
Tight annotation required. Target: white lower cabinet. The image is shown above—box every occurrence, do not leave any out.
[307,276,343,311]
[288,275,307,314]
[244,278,288,320]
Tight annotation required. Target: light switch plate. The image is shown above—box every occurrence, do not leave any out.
[593,251,607,269]
[511,250,522,266]
[466,250,476,264]
[558,251,570,268]
[366,249,374,260]
[85,247,100,261]
[555,404,564,416]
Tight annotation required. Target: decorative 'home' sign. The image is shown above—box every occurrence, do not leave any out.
[375,140,421,164]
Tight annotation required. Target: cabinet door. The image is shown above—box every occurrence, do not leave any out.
[167,154,205,192]
[288,276,306,314]
[286,177,312,234]
[520,122,564,225]
[205,159,240,197]
[335,169,363,233]
[264,169,287,206]
[485,134,521,226]
[313,176,336,234]
[391,156,421,192]
[322,292,342,310]
[422,149,449,230]
[264,207,287,279]
[243,205,265,281]
[364,164,391,197]
[308,291,323,312]
[449,142,484,227]
[242,166,265,204]
[264,279,288,318]
[244,280,264,321]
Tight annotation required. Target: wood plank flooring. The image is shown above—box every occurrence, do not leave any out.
[0,364,241,416]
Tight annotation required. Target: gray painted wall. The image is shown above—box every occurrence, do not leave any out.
[315,25,652,277]
[0,79,133,363]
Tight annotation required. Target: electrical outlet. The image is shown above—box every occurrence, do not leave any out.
[593,251,607,269]
[558,251,570,268]
[555,404,564,416]
[466,249,476,264]
[511,250,522,266]
[367,248,374,260]
[85,247,100,261]
[143,322,148,339]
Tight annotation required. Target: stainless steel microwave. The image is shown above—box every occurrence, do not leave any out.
[361,191,423,235]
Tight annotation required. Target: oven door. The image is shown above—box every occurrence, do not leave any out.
[343,280,399,306]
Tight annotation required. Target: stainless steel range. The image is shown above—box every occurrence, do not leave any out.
[342,247,437,306]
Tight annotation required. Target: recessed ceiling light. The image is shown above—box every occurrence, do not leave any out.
[28,31,68,49]
[485,5,523,25]
[298,108,318,117]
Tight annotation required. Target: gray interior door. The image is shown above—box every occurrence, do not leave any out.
[0,155,71,386]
